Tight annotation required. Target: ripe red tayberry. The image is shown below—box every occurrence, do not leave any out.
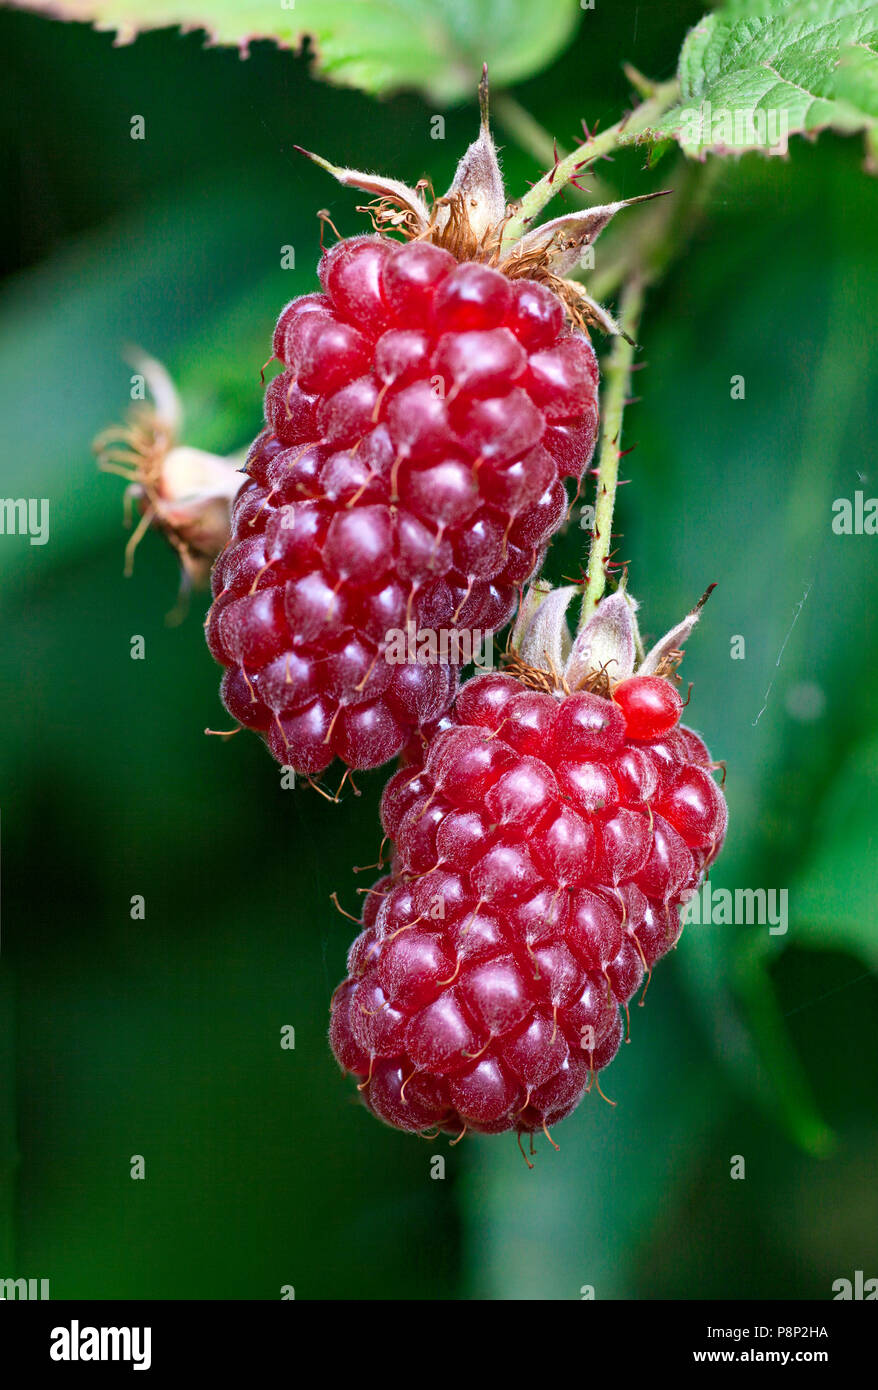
[206,239,597,776]
[203,116,653,779]
[329,671,726,1142]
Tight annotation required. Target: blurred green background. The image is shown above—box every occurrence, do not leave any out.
[1,0,876,1300]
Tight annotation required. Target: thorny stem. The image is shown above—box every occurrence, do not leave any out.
[492,93,614,205]
[578,277,644,632]
[500,78,679,251]
[573,160,723,633]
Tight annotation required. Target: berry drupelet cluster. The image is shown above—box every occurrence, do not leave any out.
[206,236,598,776]
[329,671,727,1142]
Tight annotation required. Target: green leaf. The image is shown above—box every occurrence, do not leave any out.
[8,0,583,103]
[649,0,878,158]
[793,737,878,969]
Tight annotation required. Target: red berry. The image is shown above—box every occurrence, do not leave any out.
[433,328,526,398]
[380,242,457,318]
[507,280,565,349]
[613,675,684,740]
[657,765,728,849]
[206,234,600,775]
[431,262,513,333]
[329,673,726,1139]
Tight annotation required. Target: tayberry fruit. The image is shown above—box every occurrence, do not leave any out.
[329,595,727,1144]
[205,106,654,778]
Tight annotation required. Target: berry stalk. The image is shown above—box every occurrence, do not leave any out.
[579,276,644,631]
[500,79,680,252]
[492,93,614,206]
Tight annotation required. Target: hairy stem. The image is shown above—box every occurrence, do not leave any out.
[500,78,679,251]
[578,277,644,632]
[492,94,614,205]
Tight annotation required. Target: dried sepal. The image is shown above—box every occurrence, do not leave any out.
[509,581,713,695]
[506,193,667,278]
[509,577,553,652]
[296,72,660,337]
[639,585,716,677]
[94,350,243,617]
[435,112,506,244]
[558,280,624,337]
[566,590,640,691]
[125,347,184,438]
[514,584,579,681]
[293,146,431,235]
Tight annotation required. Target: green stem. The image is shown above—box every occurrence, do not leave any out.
[492,94,614,206]
[578,278,644,632]
[500,78,679,251]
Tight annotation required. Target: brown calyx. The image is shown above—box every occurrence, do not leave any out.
[500,647,628,701]
[357,187,597,336]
